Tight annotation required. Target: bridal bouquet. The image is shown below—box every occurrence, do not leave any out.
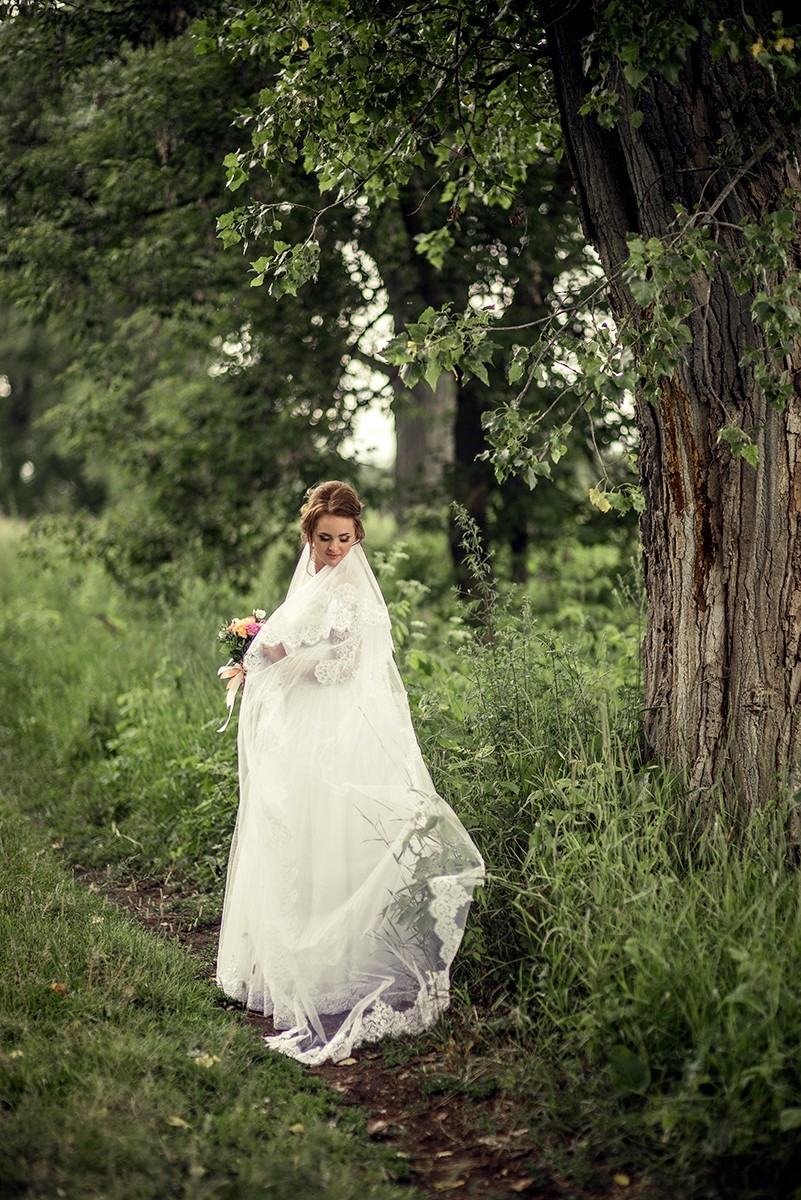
[216,608,267,732]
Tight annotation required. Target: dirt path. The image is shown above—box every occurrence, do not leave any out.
[72,866,621,1199]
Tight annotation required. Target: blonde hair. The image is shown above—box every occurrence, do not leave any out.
[299,480,365,545]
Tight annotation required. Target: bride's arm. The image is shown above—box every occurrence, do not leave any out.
[278,587,363,685]
[245,580,383,685]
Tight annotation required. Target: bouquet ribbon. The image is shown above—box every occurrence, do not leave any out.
[217,662,245,732]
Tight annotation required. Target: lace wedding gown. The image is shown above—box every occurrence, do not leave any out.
[216,543,484,1065]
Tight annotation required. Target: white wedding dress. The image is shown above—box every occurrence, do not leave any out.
[216,543,484,1064]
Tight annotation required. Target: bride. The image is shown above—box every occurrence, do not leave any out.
[216,480,484,1065]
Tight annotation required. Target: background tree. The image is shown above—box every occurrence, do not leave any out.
[0,1,365,591]
[201,3,631,583]
[0,310,106,517]
[209,0,801,807]
[342,161,606,581]
[1,0,614,594]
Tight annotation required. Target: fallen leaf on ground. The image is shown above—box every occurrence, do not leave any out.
[435,1150,454,1158]
[191,1053,221,1069]
[367,1119,389,1136]
[165,1116,191,1129]
[510,1182,535,1194]
[288,1123,305,1134]
[336,1057,358,1066]
[614,1174,632,1188]
[50,982,68,995]
[433,1183,465,1193]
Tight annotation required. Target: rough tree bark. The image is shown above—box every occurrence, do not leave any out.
[543,0,801,807]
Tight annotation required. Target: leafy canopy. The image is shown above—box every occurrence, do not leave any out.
[204,1,801,501]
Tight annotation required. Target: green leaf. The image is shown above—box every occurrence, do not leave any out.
[717,425,759,467]
[524,461,551,489]
[399,361,423,388]
[629,277,659,306]
[608,1045,651,1096]
[463,357,490,387]
[423,359,445,390]
[226,166,249,192]
[413,228,455,271]
[623,63,648,89]
[661,58,683,86]
[218,227,242,248]
[779,1108,801,1132]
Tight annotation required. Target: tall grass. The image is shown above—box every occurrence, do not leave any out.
[0,525,248,895]
[411,521,801,1194]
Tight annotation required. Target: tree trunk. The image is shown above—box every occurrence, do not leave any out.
[543,0,801,807]
[393,370,456,513]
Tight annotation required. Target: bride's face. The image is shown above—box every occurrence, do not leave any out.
[311,514,357,571]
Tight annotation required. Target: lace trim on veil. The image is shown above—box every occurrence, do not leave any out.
[259,874,478,1066]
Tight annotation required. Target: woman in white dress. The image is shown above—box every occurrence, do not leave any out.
[216,481,484,1065]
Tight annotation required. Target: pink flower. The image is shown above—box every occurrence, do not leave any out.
[245,620,264,637]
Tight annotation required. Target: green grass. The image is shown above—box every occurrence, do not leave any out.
[0,523,243,896]
[0,797,415,1200]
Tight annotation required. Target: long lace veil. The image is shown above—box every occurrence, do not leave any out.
[216,542,484,1064]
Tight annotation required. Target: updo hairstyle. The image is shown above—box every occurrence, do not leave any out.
[299,480,365,546]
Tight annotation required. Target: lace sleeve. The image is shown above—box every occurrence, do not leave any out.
[309,584,364,685]
[246,581,388,687]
